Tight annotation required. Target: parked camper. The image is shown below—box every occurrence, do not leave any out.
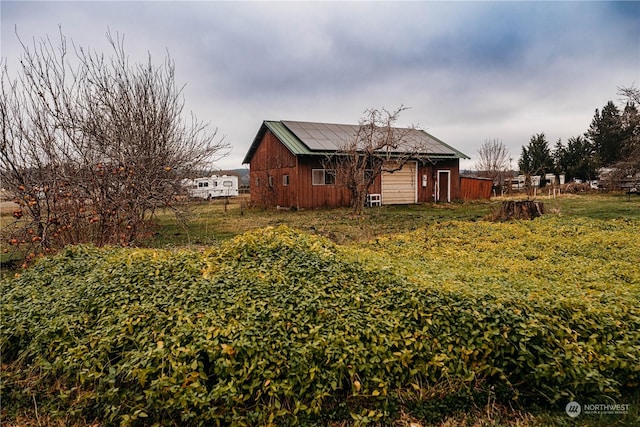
[186,175,239,199]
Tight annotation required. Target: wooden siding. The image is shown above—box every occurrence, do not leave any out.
[435,159,461,202]
[417,164,434,203]
[248,130,298,207]
[248,133,355,209]
[460,177,493,200]
[416,160,461,203]
[294,157,351,208]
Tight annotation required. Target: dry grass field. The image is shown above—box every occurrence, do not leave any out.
[147,192,640,247]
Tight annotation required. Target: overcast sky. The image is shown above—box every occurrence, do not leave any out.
[2,1,639,171]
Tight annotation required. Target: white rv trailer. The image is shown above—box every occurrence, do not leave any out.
[187,175,239,199]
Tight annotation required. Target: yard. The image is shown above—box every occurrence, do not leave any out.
[2,192,638,256]
[147,192,640,247]
[1,192,639,426]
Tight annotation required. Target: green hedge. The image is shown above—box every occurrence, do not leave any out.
[2,220,639,425]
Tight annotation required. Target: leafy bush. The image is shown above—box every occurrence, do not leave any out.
[2,219,639,425]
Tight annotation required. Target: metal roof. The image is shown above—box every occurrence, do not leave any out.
[242,120,469,164]
[282,121,360,151]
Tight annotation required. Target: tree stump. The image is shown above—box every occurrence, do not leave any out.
[491,200,545,221]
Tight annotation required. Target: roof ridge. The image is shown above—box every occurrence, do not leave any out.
[243,119,469,163]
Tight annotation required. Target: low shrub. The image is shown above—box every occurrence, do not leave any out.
[2,220,639,425]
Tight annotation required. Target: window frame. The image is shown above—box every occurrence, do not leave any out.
[312,169,336,186]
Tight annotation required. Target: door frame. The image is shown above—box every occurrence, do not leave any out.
[437,170,451,202]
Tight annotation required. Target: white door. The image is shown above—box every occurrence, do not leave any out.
[381,161,417,204]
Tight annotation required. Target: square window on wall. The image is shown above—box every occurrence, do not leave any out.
[312,169,324,185]
[313,169,336,185]
[268,176,274,187]
[283,175,289,186]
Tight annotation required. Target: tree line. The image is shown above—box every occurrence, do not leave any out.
[478,86,640,189]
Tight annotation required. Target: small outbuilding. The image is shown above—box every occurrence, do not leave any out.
[242,120,469,209]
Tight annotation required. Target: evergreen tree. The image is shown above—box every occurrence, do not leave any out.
[552,138,565,176]
[518,133,554,187]
[554,136,597,182]
[586,101,623,166]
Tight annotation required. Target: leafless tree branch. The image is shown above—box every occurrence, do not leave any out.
[475,138,511,190]
[326,106,434,215]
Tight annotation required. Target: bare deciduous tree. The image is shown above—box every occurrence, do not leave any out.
[1,29,229,261]
[476,138,509,180]
[326,106,433,215]
[618,84,640,105]
[475,138,511,194]
[614,85,640,182]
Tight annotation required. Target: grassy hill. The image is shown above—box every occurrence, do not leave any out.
[2,198,639,426]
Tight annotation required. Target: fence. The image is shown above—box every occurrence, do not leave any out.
[460,176,493,200]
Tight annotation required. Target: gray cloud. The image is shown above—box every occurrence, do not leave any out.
[2,1,638,170]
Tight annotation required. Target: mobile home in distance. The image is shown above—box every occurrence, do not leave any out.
[186,175,239,199]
